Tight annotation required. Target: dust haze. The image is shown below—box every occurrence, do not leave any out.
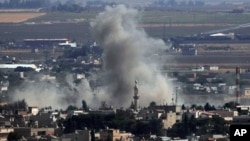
[10,74,94,109]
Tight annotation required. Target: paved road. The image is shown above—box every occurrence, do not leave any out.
[205,23,250,34]
[161,55,250,67]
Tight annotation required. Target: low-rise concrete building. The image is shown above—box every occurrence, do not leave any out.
[161,111,177,129]
[0,128,14,141]
[52,130,91,141]
[100,128,132,141]
[233,115,250,124]
[212,110,238,121]
[243,87,250,96]
[28,107,39,116]
[67,110,86,118]
[14,127,56,138]
[139,105,183,129]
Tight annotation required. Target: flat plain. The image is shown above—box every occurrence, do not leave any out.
[0,12,45,23]
[1,10,250,42]
[1,9,250,69]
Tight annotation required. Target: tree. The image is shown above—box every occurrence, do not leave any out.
[177,75,188,83]
[91,129,95,141]
[149,101,156,107]
[196,105,204,110]
[133,121,151,135]
[204,102,216,111]
[167,122,186,138]
[168,114,228,137]
[149,119,163,135]
[204,102,211,111]
[7,132,21,141]
[223,101,237,109]
[106,135,112,141]
[181,104,186,110]
[15,99,28,110]
[8,72,23,88]
[66,105,78,111]
[0,70,5,80]
[82,100,88,112]
[196,75,207,84]
[0,99,28,114]
[212,116,228,134]
[191,104,197,109]
[14,67,34,72]
[63,113,162,136]
[191,104,204,110]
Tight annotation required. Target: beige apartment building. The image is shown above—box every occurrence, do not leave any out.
[100,128,132,141]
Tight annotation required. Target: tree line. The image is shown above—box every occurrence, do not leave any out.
[62,113,163,136]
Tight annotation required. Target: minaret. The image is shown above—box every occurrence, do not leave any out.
[133,80,139,111]
[236,67,241,104]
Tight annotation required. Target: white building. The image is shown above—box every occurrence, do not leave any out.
[58,40,77,48]
[0,64,37,70]
[67,110,87,118]
[209,66,219,71]
[243,87,250,96]
[28,107,39,116]
[0,64,42,72]
[41,75,56,81]
[191,66,204,72]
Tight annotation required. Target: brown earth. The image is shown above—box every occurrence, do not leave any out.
[0,12,45,23]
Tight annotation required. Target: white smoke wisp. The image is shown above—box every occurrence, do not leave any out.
[91,5,173,107]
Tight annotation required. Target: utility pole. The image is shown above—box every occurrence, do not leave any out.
[175,86,178,105]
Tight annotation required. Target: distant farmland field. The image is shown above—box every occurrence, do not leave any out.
[26,10,250,25]
[1,10,250,43]
[0,12,45,23]
[141,11,250,24]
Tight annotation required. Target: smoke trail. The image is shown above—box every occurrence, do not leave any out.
[91,5,173,107]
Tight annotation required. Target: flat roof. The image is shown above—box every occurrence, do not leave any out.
[0,64,37,69]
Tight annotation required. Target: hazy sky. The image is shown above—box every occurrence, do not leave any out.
[51,0,250,7]
[0,0,249,6]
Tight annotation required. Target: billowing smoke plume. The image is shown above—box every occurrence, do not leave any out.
[10,5,173,109]
[91,5,173,107]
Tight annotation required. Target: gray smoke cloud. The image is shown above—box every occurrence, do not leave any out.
[10,73,94,110]
[91,5,173,107]
[10,5,174,109]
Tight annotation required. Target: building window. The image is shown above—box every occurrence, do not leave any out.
[37,131,46,136]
